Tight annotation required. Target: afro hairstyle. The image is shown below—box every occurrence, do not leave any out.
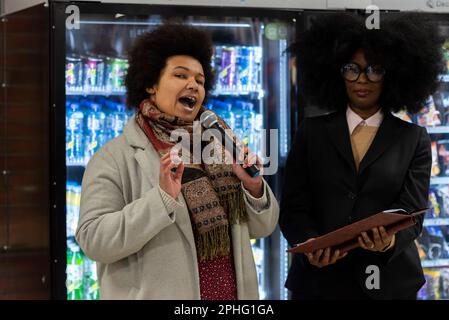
[289,12,445,114]
[125,24,214,109]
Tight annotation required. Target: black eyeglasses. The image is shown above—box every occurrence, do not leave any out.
[341,62,386,83]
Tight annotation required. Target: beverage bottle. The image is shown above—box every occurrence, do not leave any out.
[83,55,104,92]
[236,46,251,92]
[66,55,83,92]
[113,103,128,138]
[66,102,84,164]
[110,57,129,92]
[66,243,84,300]
[214,100,235,131]
[213,46,223,91]
[66,182,75,238]
[71,184,81,237]
[233,100,245,144]
[251,47,262,91]
[84,258,100,300]
[253,113,264,157]
[84,102,107,162]
[219,47,237,91]
[66,103,72,163]
[241,102,255,149]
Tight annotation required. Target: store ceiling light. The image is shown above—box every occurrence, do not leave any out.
[79,21,251,28]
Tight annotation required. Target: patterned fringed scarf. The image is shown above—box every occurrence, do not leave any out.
[136,99,248,261]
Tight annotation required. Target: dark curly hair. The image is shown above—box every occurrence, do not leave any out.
[125,24,215,109]
[289,12,445,113]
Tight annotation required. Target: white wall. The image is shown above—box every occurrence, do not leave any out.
[2,0,449,16]
[1,0,327,15]
[374,0,449,12]
[327,0,372,9]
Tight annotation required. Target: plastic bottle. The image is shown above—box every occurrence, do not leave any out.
[66,243,84,300]
[252,113,264,157]
[71,184,81,238]
[241,102,255,148]
[66,183,74,238]
[233,100,245,143]
[214,100,235,131]
[66,102,84,164]
[84,258,100,300]
[111,103,128,139]
[84,101,107,162]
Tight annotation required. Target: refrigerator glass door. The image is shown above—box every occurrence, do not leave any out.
[64,9,296,300]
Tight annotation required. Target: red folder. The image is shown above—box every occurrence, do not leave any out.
[287,208,429,254]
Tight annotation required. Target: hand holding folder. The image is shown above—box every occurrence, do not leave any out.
[287,208,429,254]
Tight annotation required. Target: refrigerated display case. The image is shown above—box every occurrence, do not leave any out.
[50,1,298,300]
[388,14,449,301]
[291,10,449,300]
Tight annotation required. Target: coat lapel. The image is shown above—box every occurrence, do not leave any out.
[324,110,404,176]
[324,111,357,173]
[124,116,197,252]
[358,112,404,175]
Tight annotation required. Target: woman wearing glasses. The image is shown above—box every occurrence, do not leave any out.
[280,12,444,299]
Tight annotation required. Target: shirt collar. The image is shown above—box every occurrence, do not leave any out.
[346,105,384,135]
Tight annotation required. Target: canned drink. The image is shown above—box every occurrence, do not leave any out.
[109,58,128,91]
[96,58,105,91]
[83,57,97,90]
[104,57,114,91]
[251,47,262,90]
[237,46,252,91]
[212,46,222,75]
[66,55,83,90]
[219,47,236,90]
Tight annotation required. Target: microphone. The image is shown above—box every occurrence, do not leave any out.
[200,110,259,177]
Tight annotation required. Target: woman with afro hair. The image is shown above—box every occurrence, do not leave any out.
[280,12,445,300]
[76,24,279,299]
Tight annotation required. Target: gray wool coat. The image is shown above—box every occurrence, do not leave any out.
[75,115,279,299]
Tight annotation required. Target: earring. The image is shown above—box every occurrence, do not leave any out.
[146,88,155,95]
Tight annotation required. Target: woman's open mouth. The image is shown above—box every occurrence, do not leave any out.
[178,96,197,110]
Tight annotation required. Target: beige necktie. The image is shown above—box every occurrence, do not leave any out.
[350,123,379,171]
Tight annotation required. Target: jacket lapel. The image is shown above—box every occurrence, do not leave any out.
[124,116,197,251]
[358,112,404,175]
[324,111,357,173]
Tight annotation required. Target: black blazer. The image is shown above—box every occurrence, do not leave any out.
[279,110,431,299]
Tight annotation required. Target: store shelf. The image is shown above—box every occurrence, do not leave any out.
[421,259,449,267]
[430,177,449,185]
[210,88,264,98]
[67,161,87,167]
[424,218,449,226]
[66,89,126,96]
[426,126,449,134]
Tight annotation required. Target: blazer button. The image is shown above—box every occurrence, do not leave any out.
[347,192,357,200]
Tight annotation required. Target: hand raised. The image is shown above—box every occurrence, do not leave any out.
[159,150,184,199]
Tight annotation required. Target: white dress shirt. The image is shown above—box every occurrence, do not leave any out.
[346,105,384,135]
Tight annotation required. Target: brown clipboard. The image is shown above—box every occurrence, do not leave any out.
[287,208,429,254]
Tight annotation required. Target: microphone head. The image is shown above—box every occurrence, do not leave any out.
[200,110,218,128]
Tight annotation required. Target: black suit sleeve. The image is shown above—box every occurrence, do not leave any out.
[279,119,319,247]
[386,127,431,262]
